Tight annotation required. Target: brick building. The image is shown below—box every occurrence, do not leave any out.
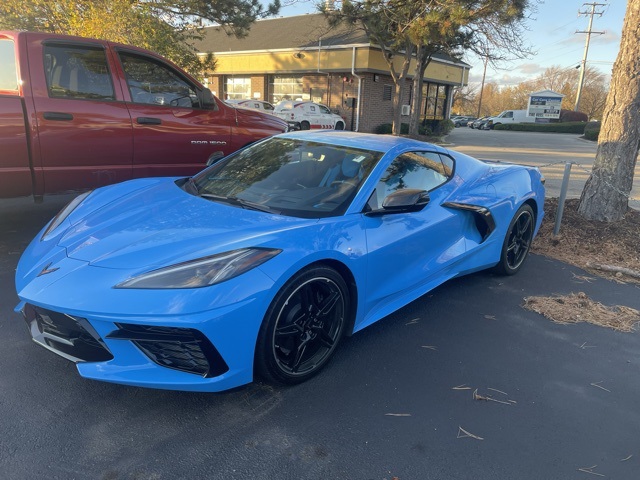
[192,14,470,133]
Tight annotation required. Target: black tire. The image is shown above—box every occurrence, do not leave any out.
[494,204,535,275]
[335,121,345,130]
[255,265,349,385]
[300,121,311,130]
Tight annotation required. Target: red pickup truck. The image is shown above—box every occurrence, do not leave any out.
[0,31,288,201]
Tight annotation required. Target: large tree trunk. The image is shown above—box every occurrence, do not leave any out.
[577,0,640,221]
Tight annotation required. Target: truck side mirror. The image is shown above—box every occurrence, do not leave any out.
[199,88,217,109]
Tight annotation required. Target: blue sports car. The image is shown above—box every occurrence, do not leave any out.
[15,131,544,392]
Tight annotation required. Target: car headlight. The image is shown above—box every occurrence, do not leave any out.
[41,190,93,240]
[115,248,281,289]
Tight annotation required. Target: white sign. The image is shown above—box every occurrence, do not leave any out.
[527,96,563,119]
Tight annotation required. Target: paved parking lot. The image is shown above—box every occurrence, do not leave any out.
[1,190,639,478]
[447,127,640,210]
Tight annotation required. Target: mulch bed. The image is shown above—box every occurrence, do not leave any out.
[532,198,640,284]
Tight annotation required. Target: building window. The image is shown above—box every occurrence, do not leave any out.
[383,85,392,101]
[422,83,447,120]
[226,76,251,100]
[271,75,305,104]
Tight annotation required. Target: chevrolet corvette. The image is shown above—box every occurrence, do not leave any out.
[15,131,544,392]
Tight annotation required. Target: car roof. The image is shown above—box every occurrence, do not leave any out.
[277,130,444,154]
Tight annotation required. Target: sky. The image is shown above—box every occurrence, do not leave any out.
[270,0,627,87]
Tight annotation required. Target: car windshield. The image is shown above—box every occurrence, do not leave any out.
[190,138,383,218]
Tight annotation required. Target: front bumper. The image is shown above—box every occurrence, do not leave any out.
[15,254,277,392]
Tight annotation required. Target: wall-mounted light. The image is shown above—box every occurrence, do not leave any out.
[373,74,380,82]
[293,52,305,59]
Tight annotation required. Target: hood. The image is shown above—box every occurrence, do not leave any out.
[58,180,315,270]
[234,107,288,131]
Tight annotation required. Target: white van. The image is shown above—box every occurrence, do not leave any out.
[484,110,535,129]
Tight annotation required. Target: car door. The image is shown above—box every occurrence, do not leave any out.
[318,104,336,128]
[30,39,133,194]
[116,50,231,178]
[360,151,468,327]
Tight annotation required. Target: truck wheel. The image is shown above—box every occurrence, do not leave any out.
[300,121,310,130]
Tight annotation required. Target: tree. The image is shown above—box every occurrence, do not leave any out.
[325,0,420,134]
[408,0,532,136]
[324,1,533,135]
[0,0,280,76]
[578,0,640,222]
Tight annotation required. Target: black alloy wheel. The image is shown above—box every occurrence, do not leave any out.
[335,122,345,130]
[300,121,311,130]
[255,266,349,384]
[494,204,535,275]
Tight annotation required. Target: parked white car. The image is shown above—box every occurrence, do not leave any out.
[273,101,345,130]
[226,99,275,113]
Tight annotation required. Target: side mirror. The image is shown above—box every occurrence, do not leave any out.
[206,151,225,166]
[199,88,217,109]
[366,189,430,216]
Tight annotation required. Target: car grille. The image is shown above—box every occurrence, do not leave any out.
[22,304,114,362]
[107,324,229,378]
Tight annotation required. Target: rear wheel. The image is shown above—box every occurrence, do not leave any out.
[300,121,310,130]
[255,266,349,385]
[335,121,345,130]
[494,204,535,275]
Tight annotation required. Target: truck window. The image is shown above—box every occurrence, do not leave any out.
[118,52,199,108]
[43,44,115,100]
[0,39,18,91]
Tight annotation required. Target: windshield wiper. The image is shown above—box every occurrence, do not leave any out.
[200,193,279,214]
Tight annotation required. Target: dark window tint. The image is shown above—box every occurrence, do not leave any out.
[119,52,199,108]
[370,151,452,209]
[43,44,114,100]
[192,138,383,218]
[0,39,18,91]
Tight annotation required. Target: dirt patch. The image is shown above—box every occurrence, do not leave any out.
[523,292,640,332]
[532,198,640,284]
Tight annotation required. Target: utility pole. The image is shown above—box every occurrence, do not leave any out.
[574,2,606,112]
[476,54,489,118]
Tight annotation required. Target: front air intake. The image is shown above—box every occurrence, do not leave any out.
[107,324,229,378]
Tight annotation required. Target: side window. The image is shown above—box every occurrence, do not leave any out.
[43,44,114,100]
[119,52,198,108]
[504,111,513,118]
[263,103,274,111]
[0,39,18,92]
[370,151,453,209]
[319,105,331,114]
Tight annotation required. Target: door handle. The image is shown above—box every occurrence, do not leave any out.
[43,112,73,121]
[137,117,162,125]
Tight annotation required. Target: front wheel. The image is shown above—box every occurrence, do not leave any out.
[255,266,349,385]
[300,121,310,130]
[493,204,535,275]
[335,121,345,130]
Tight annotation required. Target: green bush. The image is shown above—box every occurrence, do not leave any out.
[434,119,454,135]
[583,121,601,141]
[494,122,587,134]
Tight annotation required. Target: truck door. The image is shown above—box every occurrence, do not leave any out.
[29,39,133,195]
[115,50,231,179]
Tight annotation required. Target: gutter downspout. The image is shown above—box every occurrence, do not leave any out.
[351,47,362,132]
